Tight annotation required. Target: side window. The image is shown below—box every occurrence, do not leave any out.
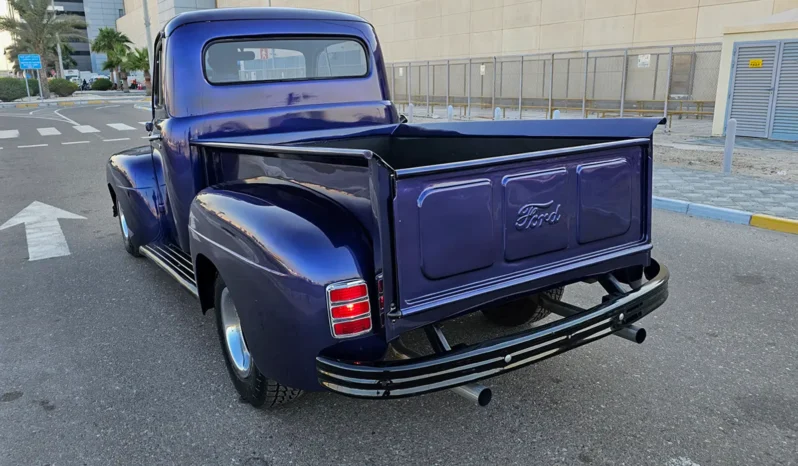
[152,42,164,111]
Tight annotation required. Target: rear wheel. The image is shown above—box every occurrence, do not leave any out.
[481,287,564,327]
[213,276,302,408]
[116,198,140,257]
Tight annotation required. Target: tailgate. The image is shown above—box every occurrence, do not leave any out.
[389,138,652,324]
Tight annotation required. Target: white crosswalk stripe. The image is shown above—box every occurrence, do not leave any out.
[107,123,136,131]
[139,121,149,125]
[37,127,61,136]
[0,130,19,139]
[74,125,100,133]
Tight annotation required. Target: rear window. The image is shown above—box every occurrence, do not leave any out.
[204,37,368,84]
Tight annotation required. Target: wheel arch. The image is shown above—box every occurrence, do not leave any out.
[187,179,386,390]
[194,253,217,313]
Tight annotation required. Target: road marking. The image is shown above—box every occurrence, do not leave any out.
[139,121,149,125]
[62,141,90,145]
[29,108,47,114]
[0,130,19,139]
[107,123,136,131]
[18,144,48,148]
[52,108,79,125]
[96,105,119,110]
[74,125,99,133]
[141,136,150,139]
[103,138,130,142]
[37,127,61,136]
[0,201,86,261]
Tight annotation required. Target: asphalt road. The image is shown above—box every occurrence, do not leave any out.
[0,104,796,466]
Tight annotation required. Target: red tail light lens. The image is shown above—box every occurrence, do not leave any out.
[331,300,370,319]
[333,317,371,336]
[326,280,372,338]
[329,284,367,303]
[377,273,384,311]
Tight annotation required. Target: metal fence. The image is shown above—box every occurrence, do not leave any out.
[388,43,721,134]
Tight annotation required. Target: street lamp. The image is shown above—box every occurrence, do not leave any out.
[46,2,65,79]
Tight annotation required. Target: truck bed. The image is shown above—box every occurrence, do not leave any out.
[192,118,662,340]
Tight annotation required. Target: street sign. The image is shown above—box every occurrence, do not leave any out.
[18,54,42,70]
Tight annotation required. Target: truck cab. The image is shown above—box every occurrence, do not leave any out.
[107,7,669,408]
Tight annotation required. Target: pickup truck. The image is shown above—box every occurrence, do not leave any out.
[106,7,669,408]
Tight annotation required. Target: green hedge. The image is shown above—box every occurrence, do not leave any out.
[48,78,78,97]
[91,78,113,91]
[0,77,40,102]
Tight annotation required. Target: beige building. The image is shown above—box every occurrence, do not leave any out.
[0,0,14,75]
[117,0,798,61]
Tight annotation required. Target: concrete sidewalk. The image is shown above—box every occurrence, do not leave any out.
[653,165,798,234]
[0,94,150,109]
[654,166,798,220]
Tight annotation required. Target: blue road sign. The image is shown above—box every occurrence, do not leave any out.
[19,54,42,70]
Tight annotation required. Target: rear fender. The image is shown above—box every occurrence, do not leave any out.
[106,146,163,247]
[188,177,387,391]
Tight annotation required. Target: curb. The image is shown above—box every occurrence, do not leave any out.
[0,99,150,109]
[653,196,798,235]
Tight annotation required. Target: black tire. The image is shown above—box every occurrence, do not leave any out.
[481,287,565,327]
[116,198,140,257]
[213,276,302,408]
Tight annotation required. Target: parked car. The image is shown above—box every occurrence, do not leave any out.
[106,8,669,409]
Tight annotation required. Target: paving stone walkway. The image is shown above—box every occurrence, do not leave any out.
[653,166,798,220]
[685,137,798,151]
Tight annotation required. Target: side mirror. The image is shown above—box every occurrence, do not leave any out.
[399,114,408,124]
[145,122,153,132]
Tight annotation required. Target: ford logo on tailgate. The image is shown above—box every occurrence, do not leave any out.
[515,201,562,230]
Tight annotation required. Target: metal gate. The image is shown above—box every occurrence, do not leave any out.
[727,43,778,138]
[771,41,798,141]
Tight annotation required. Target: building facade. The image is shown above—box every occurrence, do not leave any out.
[116,0,798,60]
[84,0,125,72]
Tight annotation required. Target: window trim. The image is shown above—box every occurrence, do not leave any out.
[201,35,371,87]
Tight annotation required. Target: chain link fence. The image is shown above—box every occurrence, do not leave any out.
[389,43,721,136]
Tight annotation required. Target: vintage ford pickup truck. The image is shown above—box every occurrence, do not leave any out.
[107,8,669,408]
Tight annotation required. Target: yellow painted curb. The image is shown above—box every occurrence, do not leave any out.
[58,101,75,106]
[15,103,37,108]
[750,214,798,235]
[86,100,105,104]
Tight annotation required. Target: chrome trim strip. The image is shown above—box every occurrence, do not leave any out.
[394,138,651,178]
[189,227,288,277]
[140,245,199,298]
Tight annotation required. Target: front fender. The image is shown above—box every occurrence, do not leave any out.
[106,146,163,247]
[189,177,387,391]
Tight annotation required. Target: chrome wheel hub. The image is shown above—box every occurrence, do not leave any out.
[119,207,130,242]
[220,287,252,378]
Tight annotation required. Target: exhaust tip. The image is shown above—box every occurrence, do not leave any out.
[635,327,647,344]
[477,388,493,407]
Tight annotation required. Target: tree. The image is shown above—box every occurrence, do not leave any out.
[0,0,86,98]
[125,47,150,95]
[91,27,131,91]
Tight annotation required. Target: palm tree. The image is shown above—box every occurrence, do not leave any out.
[0,0,86,98]
[125,47,150,95]
[91,28,131,91]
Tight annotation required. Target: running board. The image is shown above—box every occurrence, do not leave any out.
[140,243,198,297]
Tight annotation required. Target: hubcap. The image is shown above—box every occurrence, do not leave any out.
[119,207,130,242]
[220,288,252,378]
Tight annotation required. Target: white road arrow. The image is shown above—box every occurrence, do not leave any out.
[0,201,86,261]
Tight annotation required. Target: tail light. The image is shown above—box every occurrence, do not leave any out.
[376,273,384,311]
[326,279,372,338]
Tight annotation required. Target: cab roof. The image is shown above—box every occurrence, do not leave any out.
[164,7,367,36]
